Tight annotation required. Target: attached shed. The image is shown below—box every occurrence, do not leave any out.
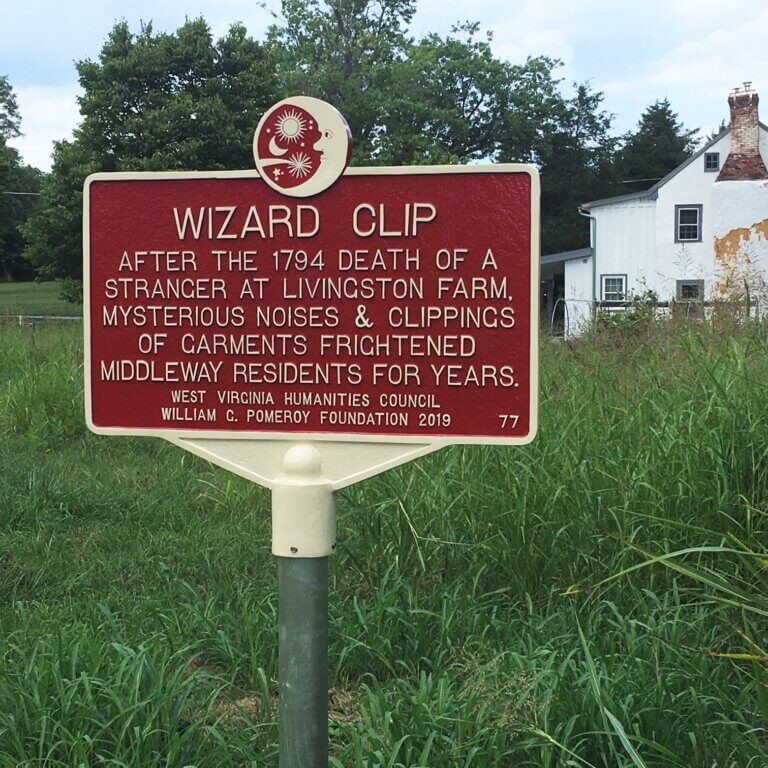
[540,247,593,336]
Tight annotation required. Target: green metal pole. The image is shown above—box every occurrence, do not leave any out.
[272,445,335,767]
[278,556,329,767]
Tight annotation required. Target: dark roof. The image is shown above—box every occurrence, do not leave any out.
[541,247,593,266]
[583,121,768,210]
[583,188,660,209]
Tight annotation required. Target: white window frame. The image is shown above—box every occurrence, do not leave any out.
[601,274,627,302]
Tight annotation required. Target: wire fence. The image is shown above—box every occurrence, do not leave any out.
[0,315,82,325]
[548,298,761,337]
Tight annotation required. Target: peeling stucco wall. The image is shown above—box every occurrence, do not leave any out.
[713,180,768,304]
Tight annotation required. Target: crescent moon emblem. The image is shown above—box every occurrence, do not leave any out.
[269,136,288,156]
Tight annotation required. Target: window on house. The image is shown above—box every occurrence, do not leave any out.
[704,152,720,172]
[601,274,627,301]
[676,279,704,301]
[675,205,703,242]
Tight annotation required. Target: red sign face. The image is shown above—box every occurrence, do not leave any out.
[84,167,539,444]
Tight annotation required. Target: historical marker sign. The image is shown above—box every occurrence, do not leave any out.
[84,165,538,445]
[84,98,540,767]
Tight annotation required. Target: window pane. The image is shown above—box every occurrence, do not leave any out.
[679,209,699,224]
[677,207,701,241]
[603,276,625,300]
[677,280,704,301]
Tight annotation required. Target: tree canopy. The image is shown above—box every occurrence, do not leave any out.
[267,1,616,252]
[267,0,416,164]
[371,27,566,166]
[267,4,581,169]
[615,99,699,193]
[23,4,707,284]
[537,84,618,255]
[0,75,43,281]
[0,76,21,142]
[24,19,278,283]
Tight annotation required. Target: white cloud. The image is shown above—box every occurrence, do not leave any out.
[663,0,751,20]
[176,0,278,39]
[490,25,575,71]
[600,7,768,136]
[412,0,579,67]
[8,85,82,172]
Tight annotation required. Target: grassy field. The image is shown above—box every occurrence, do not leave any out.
[0,318,766,766]
[0,281,82,317]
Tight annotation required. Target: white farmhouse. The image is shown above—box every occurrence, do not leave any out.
[542,86,768,336]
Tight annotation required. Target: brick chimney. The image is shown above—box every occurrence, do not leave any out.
[717,86,768,181]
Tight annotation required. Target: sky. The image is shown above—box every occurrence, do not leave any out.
[2,0,767,172]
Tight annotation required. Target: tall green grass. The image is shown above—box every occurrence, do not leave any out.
[0,318,766,765]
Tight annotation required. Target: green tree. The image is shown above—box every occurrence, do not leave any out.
[706,118,728,143]
[25,19,277,286]
[0,75,43,281]
[23,140,98,286]
[538,83,618,254]
[369,22,511,164]
[615,98,699,193]
[374,26,565,166]
[269,2,609,251]
[0,75,21,141]
[269,3,569,168]
[268,0,416,164]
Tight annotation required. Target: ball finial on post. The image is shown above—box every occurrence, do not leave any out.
[272,444,336,558]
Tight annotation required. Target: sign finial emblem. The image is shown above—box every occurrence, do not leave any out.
[253,96,352,197]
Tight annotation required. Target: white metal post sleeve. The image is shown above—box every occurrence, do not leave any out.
[271,444,336,558]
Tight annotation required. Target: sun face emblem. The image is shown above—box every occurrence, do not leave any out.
[254,96,352,197]
[275,109,307,143]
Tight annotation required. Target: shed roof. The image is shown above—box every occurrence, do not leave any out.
[541,247,593,266]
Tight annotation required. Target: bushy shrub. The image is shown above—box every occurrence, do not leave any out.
[58,277,83,305]
[592,288,659,336]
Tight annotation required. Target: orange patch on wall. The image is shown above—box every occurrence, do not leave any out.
[714,218,768,297]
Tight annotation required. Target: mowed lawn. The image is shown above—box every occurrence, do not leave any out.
[0,280,82,316]
[0,318,766,766]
